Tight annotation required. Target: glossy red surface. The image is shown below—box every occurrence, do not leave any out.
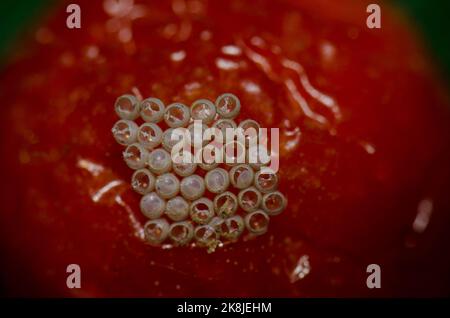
[1,0,449,297]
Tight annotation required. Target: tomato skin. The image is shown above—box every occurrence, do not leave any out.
[1,0,450,297]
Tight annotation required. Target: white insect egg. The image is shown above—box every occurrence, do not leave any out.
[238,119,261,148]
[187,122,208,147]
[147,148,172,175]
[162,128,189,152]
[123,143,149,170]
[115,94,140,120]
[195,145,220,171]
[208,216,225,233]
[215,93,241,119]
[229,164,254,189]
[131,168,155,195]
[162,128,174,152]
[190,99,216,124]
[111,119,138,146]
[247,144,271,170]
[212,119,237,138]
[199,161,219,171]
[261,191,287,216]
[223,140,246,166]
[190,198,214,224]
[254,169,279,193]
[168,221,194,245]
[221,215,244,240]
[164,102,190,128]
[172,151,197,177]
[238,186,262,212]
[205,168,230,193]
[140,97,165,123]
[140,192,166,219]
[165,196,190,221]
[180,174,205,200]
[244,210,270,235]
[144,219,170,245]
[155,173,180,199]
[213,191,238,218]
[194,224,219,247]
[137,123,163,149]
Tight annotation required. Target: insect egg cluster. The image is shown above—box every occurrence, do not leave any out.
[112,93,287,252]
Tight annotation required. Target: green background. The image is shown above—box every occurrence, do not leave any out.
[0,0,449,83]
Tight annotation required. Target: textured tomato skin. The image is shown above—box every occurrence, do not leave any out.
[1,0,450,297]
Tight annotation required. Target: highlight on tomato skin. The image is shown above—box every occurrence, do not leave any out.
[0,0,450,297]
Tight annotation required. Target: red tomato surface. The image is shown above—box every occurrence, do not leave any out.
[0,0,449,297]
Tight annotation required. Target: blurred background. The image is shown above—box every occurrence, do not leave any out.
[0,0,449,84]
